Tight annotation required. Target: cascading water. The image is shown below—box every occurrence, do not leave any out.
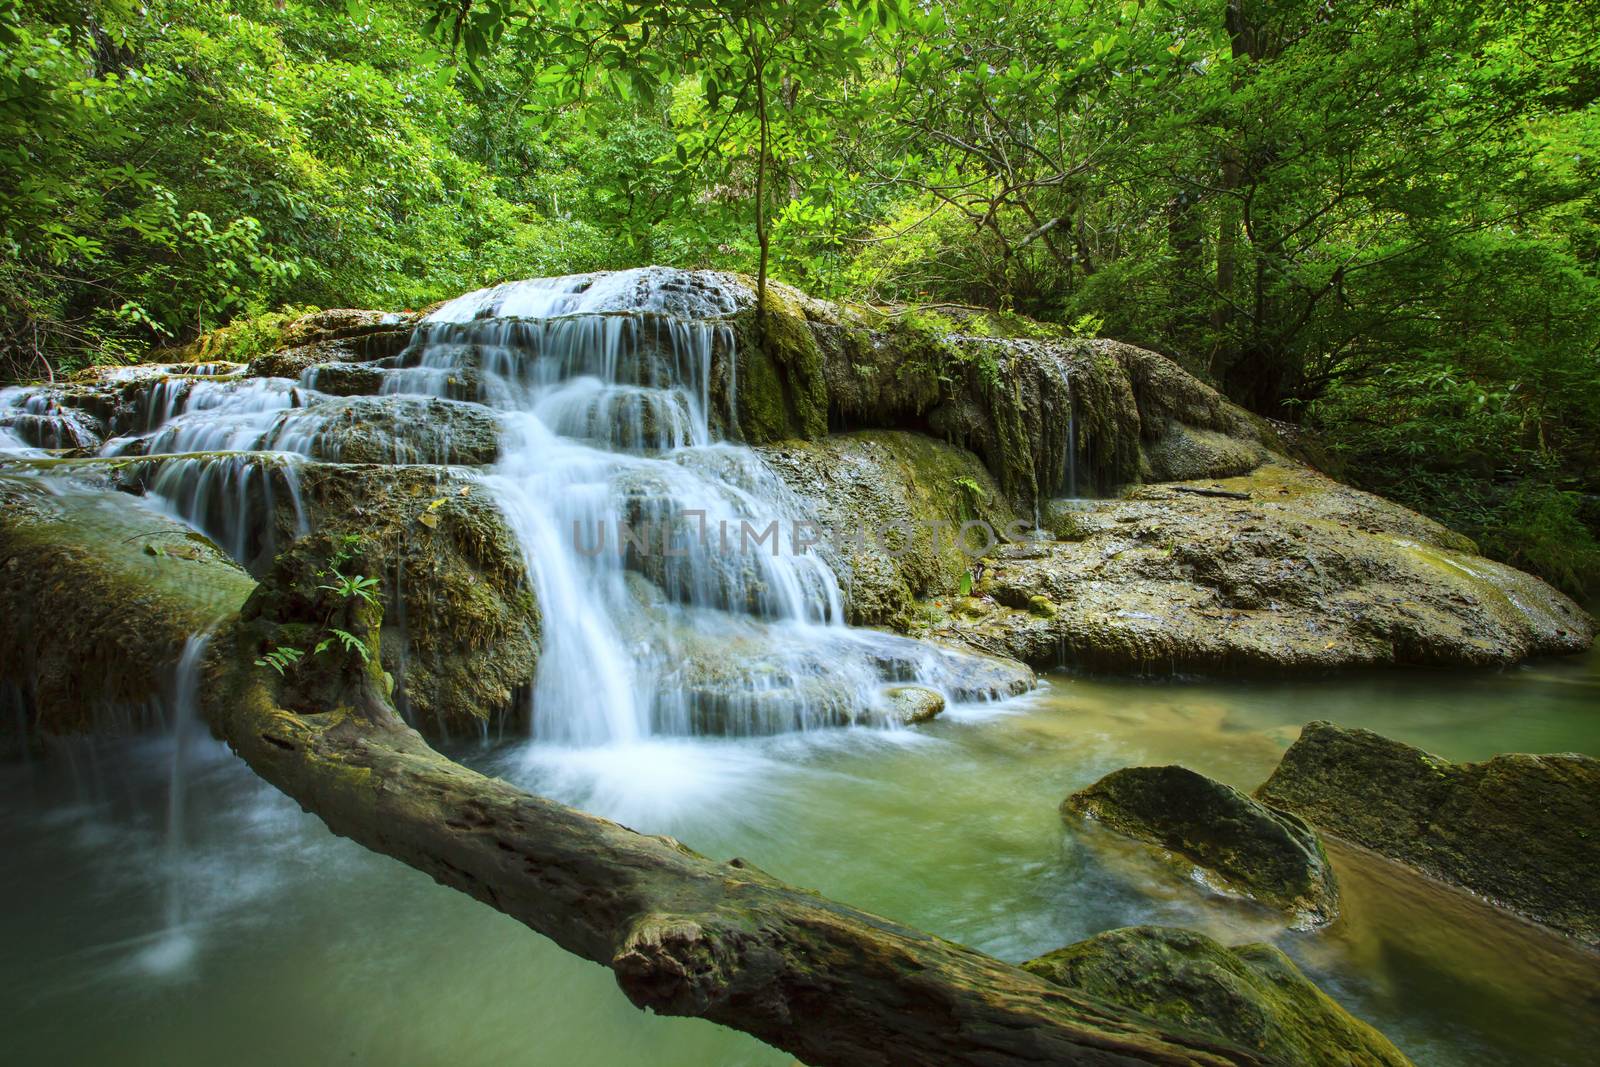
[145,631,213,975]
[399,269,999,744]
[1,267,1021,748]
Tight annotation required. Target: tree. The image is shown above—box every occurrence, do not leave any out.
[424,0,892,321]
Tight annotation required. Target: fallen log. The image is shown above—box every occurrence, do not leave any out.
[204,631,1266,1067]
[3,489,1267,1066]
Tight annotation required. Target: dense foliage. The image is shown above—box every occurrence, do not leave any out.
[3,0,1597,591]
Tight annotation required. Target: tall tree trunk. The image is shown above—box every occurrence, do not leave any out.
[754,47,771,334]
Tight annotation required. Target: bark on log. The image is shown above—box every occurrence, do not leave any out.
[2,491,1268,1066]
[201,628,1267,1067]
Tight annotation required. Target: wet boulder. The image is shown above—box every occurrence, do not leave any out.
[1256,721,1600,946]
[930,459,1594,673]
[0,390,105,452]
[271,396,501,466]
[1064,764,1339,927]
[759,430,1019,628]
[300,362,386,397]
[1023,926,1412,1066]
[0,476,256,736]
[883,685,944,724]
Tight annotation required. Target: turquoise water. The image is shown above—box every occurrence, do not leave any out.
[3,649,1597,1065]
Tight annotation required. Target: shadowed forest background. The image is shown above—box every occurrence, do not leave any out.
[2,0,1597,592]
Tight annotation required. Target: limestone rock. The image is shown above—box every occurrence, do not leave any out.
[287,463,539,735]
[884,685,945,724]
[1064,765,1339,926]
[1256,721,1600,945]
[0,476,256,735]
[930,460,1593,672]
[272,395,501,466]
[759,430,1018,627]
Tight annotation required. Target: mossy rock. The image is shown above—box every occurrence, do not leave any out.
[930,459,1594,673]
[758,430,1019,628]
[884,685,945,724]
[1064,765,1340,927]
[1142,422,1266,482]
[283,463,539,735]
[0,475,256,736]
[274,395,501,466]
[1024,926,1412,1066]
[1257,721,1600,945]
[731,284,830,444]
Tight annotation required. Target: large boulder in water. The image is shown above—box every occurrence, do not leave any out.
[1064,765,1339,927]
[1256,721,1600,945]
[1023,926,1412,1066]
[928,459,1593,673]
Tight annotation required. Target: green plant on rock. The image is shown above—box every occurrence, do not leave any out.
[318,568,382,607]
[255,550,383,679]
[314,627,372,665]
[254,645,304,676]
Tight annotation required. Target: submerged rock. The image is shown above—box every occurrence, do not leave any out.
[1256,721,1600,945]
[1023,926,1412,1066]
[1064,765,1339,926]
[929,459,1594,673]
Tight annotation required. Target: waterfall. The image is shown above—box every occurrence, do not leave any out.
[401,269,991,743]
[144,630,211,975]
[1064,369,1078,499]
[2,267,1020,747]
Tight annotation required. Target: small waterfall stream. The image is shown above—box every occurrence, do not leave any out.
[146,631,212,975]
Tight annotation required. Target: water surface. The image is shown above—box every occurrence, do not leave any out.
[3,650,1597,1066]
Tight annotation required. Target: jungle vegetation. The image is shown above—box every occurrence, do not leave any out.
[2,0,1597,590]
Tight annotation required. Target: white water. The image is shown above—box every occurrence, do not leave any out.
[407,268,1000,743]
[144,632,213,976]
[1,268,1017,746]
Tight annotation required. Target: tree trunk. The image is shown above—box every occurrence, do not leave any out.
[199,623,1266,1067]
[754,46,771,333]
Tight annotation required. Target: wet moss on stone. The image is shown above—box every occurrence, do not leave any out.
[1024,926,1412,1066]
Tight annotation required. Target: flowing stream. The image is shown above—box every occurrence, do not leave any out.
[2,653,1597,1065]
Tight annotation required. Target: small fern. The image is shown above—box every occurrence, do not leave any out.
[254,646,304,675]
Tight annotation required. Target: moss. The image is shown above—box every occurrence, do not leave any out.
[758,430,1018,628]
[183,306,317,364]
[0,476,256,735]
[1024,927,1411,1066]
[284,463,540,734]
[732,286,829,443]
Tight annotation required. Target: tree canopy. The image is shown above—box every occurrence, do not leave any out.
[3,0,1597,588]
